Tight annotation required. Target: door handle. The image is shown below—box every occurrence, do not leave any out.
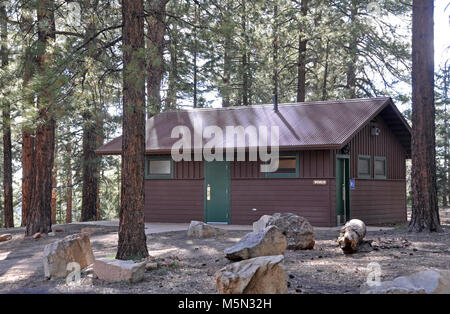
[207,184,211,200]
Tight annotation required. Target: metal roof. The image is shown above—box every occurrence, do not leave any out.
[95,97,411,155]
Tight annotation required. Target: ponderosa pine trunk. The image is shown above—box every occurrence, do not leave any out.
[81,113,100,221]
[65,140,73,224]
[116,0,149,260]
[296,0,308,103]
[21,130,34,226]
[321,39,330,101]
[96,119,104,220]
[166,24,178,110]
[442,64,449,207]
[20,3,36,227]
[1,3,13,228]
[409,0,441,232]
[273,2,279,110]
[193,6,199,108]
[146,0,168,115]
[241,1,249,106]
[26,0,56,236]
[51,163,57,224]
[222,0,232,108]
[346,1,358,99]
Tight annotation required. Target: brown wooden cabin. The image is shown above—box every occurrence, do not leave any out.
[96,97,411,227]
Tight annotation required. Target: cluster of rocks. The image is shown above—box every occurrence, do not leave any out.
[215,212,315,294]
[42,231,159,284]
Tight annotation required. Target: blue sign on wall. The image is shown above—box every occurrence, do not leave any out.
[350,179,355,190]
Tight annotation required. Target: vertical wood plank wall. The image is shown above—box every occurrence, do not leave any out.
[229,150,335,226]
[144,160,204,223]
[346,115,408,224]
[144,150,337,226]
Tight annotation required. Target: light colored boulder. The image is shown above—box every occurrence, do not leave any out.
[43,233,95,279]
[224,226,287,261]
[93,258,146,283]
[0,234,12,242]
[361,270,450,294]
[338,219,367,254]
[215,255,287,294]
[266,213,315,250]
[187,221,225,238]
[252,215,272,232]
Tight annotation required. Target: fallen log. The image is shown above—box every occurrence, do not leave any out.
[337,219,367,254]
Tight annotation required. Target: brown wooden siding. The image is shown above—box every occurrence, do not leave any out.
[350,180,407,224]
[299,150,333,178]
[329,179,336,225]
[230,178,334,227]
[231,150,332,179]
[347,116,406,180]
[144,179,203,223]
[342,114,407,225]
[173,160,204,179]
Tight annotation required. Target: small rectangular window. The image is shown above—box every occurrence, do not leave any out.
[146,156,173,178]
[357,155,371,179]
[374,156,386,179]
[276,155,297,174]
[265,153,299,178]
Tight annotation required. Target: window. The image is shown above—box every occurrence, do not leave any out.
[374,156,386,179]
[146,156,173,179]
[265,152,299,178]
[357,155,371,179]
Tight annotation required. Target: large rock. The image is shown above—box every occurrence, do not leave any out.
[338,219,367,254]
[93,258,146,283]
[43,233,95,279]
[361,270,450,294]
[252,215,272,232]
[224,226,287,261]
[187,221,225,238]
[262,213,315,250]
[215,255,287,294]
[0,234,12,242]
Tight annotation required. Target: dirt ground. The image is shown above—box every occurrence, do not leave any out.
[0,208,449,294]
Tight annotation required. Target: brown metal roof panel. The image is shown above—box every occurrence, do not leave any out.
[96,97,400,154]
[95,135,122,155]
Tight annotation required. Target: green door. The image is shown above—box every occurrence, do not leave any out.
[336,155,351,225]
[204,161,230,223]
